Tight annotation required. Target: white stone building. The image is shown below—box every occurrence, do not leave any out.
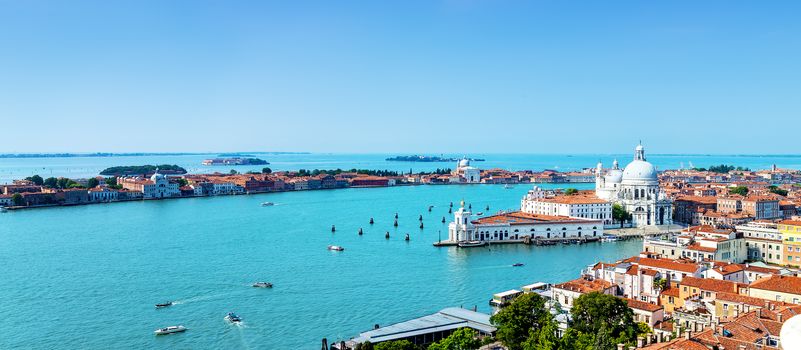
[521,186,613,226]
[447,202,603,243]
[452,158,480,183]
[595,144,673,227]
[118,169,180,199]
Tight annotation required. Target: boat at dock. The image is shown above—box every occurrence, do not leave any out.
[457,240,487,248]
[328,245,345,251]
[503,184,514,189]
[154,325,186,335]
[260,202,274,206]
[601,235,621,242]
[252,282,273,288]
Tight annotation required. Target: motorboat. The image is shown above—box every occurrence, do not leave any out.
[601,235,621,243]
[328,245,345,251]
[225,312,242,323]
[260,202,274,206]
[512,263,525,267]
[0,207,7,213]
[476,212,483,216]
[154,325,187,335]
[457,240,487,248]
[252,282,273,288]
[155,301,173,309]
[504,184,514,189]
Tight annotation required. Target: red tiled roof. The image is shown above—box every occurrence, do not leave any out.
[680,276,740,293]
[749,275,801,295]
[623,298,663,312]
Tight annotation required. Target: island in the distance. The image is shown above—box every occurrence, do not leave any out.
[202,157,269,166]
[386,155,485,162]
[99,164,187,176]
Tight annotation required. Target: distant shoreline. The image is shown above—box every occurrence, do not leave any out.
[0,152,310,159]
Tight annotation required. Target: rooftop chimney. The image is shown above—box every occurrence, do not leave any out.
[637,337,645,348]
[685,330,692,340]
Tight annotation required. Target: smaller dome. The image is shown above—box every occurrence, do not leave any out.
[459,159,470,167]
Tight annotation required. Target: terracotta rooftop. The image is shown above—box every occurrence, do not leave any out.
[749,275,801,295]
[473,211,598,225]
[553,277,614,294]
[633,257,700,274]
[622,298,663,312]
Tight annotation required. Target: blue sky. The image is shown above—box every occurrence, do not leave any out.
[1,1,799,154]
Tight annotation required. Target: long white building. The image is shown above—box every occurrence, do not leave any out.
[521,186,613,226]
[447,201,603,243]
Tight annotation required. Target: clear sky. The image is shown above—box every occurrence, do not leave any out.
[1,1,799,154]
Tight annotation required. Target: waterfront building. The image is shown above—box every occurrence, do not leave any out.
[335,307,495,349]
[779,220,801,267]
[520,186,613,226]
[87,187,118,202]
[552,277,616,310]
[2,184,42,195]
[118,169,180,199]
[583,261,663,304]
[736,221,784,265]
[451,158,480,183]
[595,144,673,227]
[447,202,603,243]
[0,194,12,206]
[642,225,747,263]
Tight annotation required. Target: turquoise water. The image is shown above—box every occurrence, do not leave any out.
[0,183,644,349]
[2,152,800,183]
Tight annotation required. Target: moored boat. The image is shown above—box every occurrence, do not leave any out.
[328,245,345,251]
[457,240,487,248]
[252,282,273,288]
[154,325,186,335]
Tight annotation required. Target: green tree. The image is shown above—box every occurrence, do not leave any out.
[176,178,188,187]
[428,328,481,350]
[374,340,416,350]
[43,177,58,188]
[490,293,550,350]
[229,169,238,175]
[355,341,374,350]
[87,178,100,188]
[564,188,578,195]
[262,167,272,174]
[612,203,631,228]
[522,313,560,350]
[11,193,24,206]
[768,185,788,197]
[729,186,749,196]
[567,292,637,350]
[25,175,44,185]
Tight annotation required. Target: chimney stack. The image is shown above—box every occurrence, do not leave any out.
[685,330,692,340]
[637,337,645,348]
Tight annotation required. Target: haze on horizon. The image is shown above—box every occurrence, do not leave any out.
[1,1,799,154]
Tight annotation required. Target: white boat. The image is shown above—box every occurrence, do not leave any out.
[457,240,487,248]
[154,325,187,335]
[261,202,274,206]
[503,184,514,189]
[252,282,273,288]
[601,235,621,243]
[0,207,7,213]
[328,245,345,251]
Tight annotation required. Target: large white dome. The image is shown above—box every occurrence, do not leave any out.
[458,159,470,167]
[622,160,657,183]
[605,169,623,183]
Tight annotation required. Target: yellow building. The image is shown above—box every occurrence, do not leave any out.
[779,220,801,267]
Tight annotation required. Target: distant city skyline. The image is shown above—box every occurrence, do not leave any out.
[1,1,800,154]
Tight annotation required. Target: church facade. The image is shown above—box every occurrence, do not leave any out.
[595,144,673,227]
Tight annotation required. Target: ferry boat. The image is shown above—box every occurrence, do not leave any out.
[155,301,173,308]
[252,282,273,288]
[489,289,523,308]
[154,325,187,335]
[457,240,487,248]
[328,245,345,251]
[261,202,274,207]
[225,312,242,323]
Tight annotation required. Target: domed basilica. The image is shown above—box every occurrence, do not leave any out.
[595,144,673,227]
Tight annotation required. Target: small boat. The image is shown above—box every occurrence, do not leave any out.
[385,232,390,239]
[358,228,363,235]
[155,302,173,309]
[252,282,273,288]
[328,245,345,251]
[476,212,483,216]
[260,202,274,206]
[0,207,7,213]
[457,240,487,248]
[504,184,514,189]
[225,312,242,323]
[485,205,490,211]
[369,218,374,224]
[154,325,187,335]
[405,234,410,241]
[331,225,336,232]
[601,235,621,243]
[512,263,525,267]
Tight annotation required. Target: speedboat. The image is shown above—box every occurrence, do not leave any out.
[457,240,487,248]
[261,202,274,206]
[252,282,273,288]
[328,245,345,251]
[476,212,484,216]
[155,301,173,308]
[154,325,187,335]
[512,263,525,267]
[225,312,242,323]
